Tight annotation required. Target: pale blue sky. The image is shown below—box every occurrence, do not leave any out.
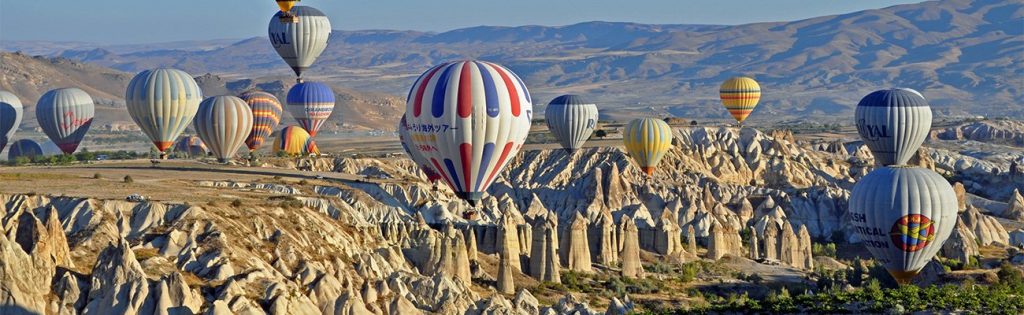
[0,0,923,44]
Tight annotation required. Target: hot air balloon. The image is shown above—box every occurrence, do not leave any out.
[855,88,931,166]
[286,81,335,137]
[269,6,331,78]
[719,77,761,124]
[240,91,283,152]
[173,135,208,158]
[849,166,957,284]
[126,68,203,159]
[404,61,534,205]
[0,91,23,155]
[273,125,320,156]
[36,88,95,154]
[193,96,254,163]
[623,118,673,176]
[276,0,300,22]
[545,95,598,151]
[399,114,441,183]
[7,139,42,162]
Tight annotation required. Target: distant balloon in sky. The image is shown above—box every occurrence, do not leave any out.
[36,88,94,154]
[174,135,208,158]
[623,118,673,176]
[399,114,441,183]
[126,68,203,158]
[545,94,598,151]
[276,0,300,21]
[849,166,957,284]
[193,96,254,163]
[286,81,335,137]
[0,91,23,155]
[239,90,283,152]
[273,125,320,156]
[7,139,42,162]
[269,6,331,78]
[855,88,931,166]
[719,77,761,124]
[403,61,533,205]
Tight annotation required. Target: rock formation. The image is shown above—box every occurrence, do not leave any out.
[84,239,150,314]
[497,233,516,295]
[961,206,1010,246]
[763,220,780,261]
[686,225,697,254]
[588,207,618,266]
[618,216,644,278]
[942,220,980,264]
[779,222,799,267]
[707,218,742,260]
[1006,189,1024,221]
[797,225,814,270]
[528,214,560,283]
[654,209,683,256]
[749,228,759,260]
[499,217,522,273]
[561,212,592,273]
[953,182,968,212]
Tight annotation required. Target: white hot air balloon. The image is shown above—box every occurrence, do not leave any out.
[855,88,931,166]
[125,68,203,158]
[193,96,254,163]
[545,95,598,151]
[404,61,533,206]
[268,6,331,79]
[849,166,957,284]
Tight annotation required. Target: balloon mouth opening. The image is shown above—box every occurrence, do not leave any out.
[457,192,484,206]
[642,167,655,176]
[888,269,920,285]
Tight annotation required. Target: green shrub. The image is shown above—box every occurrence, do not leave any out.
[679,262,699,283]
[231,199,243,207]
[93,173,102,179]
[123,175,134,183]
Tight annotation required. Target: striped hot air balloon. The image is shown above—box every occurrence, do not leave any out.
[193,96,254,163]
[849,166,957,284]
[173,135,208,158]
[545,94,598,151]
[269,6,331,77]
[287,81,335,137]
[0,91,23,155]
[855,88,931,166]
[404,61,533,205]
[7,139,42,162]
[126,68,203,158]
[240,91,283,151]
[719,77,761,124]
[273,125,320,156]
[623,118,673,176]
[399,114,441,183]
[36,88,95,154]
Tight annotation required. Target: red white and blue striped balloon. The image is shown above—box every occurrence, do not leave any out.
[286,81,335,137]
[404,61,533,205]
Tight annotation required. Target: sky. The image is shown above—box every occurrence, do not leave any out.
[0,0,923,44]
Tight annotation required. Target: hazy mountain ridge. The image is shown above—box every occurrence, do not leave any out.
[4,0,1023,123]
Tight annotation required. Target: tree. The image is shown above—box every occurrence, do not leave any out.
[594,129,608,139]
[690,120,698,126]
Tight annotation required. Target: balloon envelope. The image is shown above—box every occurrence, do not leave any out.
[268,6,331,77]
[399,114,441,182]
[849,166,957,283]
[7,139,42,162]
[719,77,761,124]
[273,125,320,156]
[36,88,95,154]
[126,68,203,155]
[404,61,533,204]
[193,96,254,162]
[240,91,283,151]
[623,118,673,176]
[173,135,208,158]
[855,88,931,166]
[286,81,335,137]
[0,91,23,155]
[545,95,598,151]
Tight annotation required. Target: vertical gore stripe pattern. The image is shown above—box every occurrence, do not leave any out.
[719,76,761,124]
[273,125,320,156]
[240,91,283,151]
[36,88,95,154]
[268,6,331,77]
[7,139,42,162]
[286,81,335,137]
[126,68,203,152]
[193,96,254,162]
[855,88,931,166]
[544,94,598,150]
[403,60,533,203]
[398,114,442,182]
[623,118,673,176]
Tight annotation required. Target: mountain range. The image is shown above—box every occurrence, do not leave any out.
[1,0,1021,129]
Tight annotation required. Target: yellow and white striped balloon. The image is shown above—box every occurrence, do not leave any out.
[623,118,673,176]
